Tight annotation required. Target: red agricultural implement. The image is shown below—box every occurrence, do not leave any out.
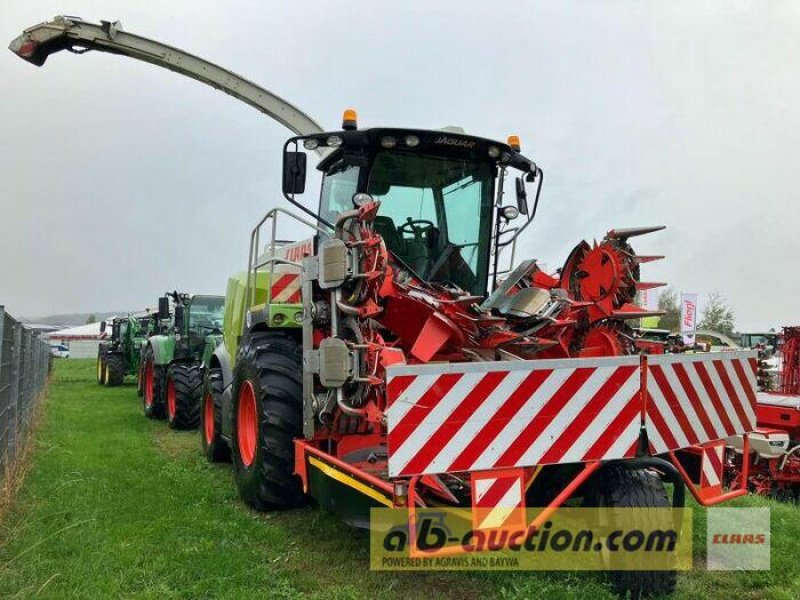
[726,326,800,501]
[10,16,761,598]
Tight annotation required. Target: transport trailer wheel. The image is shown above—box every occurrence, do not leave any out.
[589,465,677,599]
[232,332,304,510]
[142,348,166,420]
[201,367,230,462]
[104,353,126,387]
[166,362,202,430]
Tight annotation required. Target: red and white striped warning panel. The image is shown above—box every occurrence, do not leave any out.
[386,356,643,478]
[386,352,758,478]
[471,469,526,531]
[268,272,302,304]
[700,442,725,490]
[645,353,758,455]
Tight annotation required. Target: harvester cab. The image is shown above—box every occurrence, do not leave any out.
[140,292,225,429]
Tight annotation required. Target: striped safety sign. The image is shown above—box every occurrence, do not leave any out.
[700,442,725,489]
[471,469,526,531]
[645,353,758,454]
[269,272,302,304]
[385,352,758,478]
[386,357,643,478]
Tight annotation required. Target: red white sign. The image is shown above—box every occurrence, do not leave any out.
[681,293,698,344]
[385,352,758,478]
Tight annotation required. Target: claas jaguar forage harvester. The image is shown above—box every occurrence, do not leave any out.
[201,113,761,597]
[10,17,760,598]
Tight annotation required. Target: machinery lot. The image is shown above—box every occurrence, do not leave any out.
[0,359,796,600]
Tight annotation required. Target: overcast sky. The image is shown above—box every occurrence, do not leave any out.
[1,1,798,330]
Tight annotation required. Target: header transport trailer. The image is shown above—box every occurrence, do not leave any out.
[11,17,759,598]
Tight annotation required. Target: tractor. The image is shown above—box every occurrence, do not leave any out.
[140,292,225,429]
[96,314,152,387]
[11,17,761,598]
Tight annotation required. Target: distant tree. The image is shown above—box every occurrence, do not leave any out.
[699,292,736,337]
[86,313,97,324]
[657,287,680,332]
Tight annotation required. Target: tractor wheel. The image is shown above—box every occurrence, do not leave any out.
[96,352,106,385]
[166,363,202,430]
[136,359,145,397]
[142,347,166,420]
[201,366,230,462]
[590,465,677,599]
[232,332,304,510]
[104,353,126,387]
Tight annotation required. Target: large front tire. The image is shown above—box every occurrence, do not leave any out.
[96,351,106,385]
[591,465,677,599]
[166,362,202,430]
[142,347,166,420]
[232,332,304,511]
[104,353,126,387]
[201,367,230,462]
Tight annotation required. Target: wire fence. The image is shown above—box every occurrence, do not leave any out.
[0,305,51,489]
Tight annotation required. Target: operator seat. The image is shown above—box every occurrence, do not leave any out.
[372,216,404,255]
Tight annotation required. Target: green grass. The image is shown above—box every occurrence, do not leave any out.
[0,359,798,599]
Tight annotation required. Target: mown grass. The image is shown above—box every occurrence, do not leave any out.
[0,359,797,599]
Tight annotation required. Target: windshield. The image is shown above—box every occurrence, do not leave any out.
[319,151,494,295]
[742,334,777,349]
[188,296,225,334]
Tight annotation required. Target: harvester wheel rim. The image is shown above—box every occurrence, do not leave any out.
[144,361,154,408]
[203,391,215,445]
[237,380,258,468]
[97,358,103,382]
[167,378,177,420]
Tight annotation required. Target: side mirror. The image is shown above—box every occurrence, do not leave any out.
[515,177,529,215]
[99,320,106,333]
[282,151,307,195]
[158,296,170,320]
[174,305,185,332]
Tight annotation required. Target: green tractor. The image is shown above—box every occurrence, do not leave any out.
[140,292,225,430]
[96,315,153,387]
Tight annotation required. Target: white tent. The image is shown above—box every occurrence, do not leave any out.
[44,320,111,359]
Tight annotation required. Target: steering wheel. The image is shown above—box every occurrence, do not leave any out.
[397,218,435,237]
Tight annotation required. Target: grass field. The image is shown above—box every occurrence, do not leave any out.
[0,359,798,599]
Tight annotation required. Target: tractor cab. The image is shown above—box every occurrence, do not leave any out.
[281,113,541,297]
[159,292,225,358]
[185,295,225,337]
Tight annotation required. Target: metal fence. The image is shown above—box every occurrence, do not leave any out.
[0,305,51,488]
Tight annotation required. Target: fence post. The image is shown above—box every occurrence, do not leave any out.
[0,306,6,483]
[8,323,22,466]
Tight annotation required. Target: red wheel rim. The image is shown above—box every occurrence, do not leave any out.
[237,381,257,468]
[144,361,154,408]
[203,392,214,445]
[167,378,176,420]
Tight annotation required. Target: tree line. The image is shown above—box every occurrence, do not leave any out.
[657,287,736,337]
